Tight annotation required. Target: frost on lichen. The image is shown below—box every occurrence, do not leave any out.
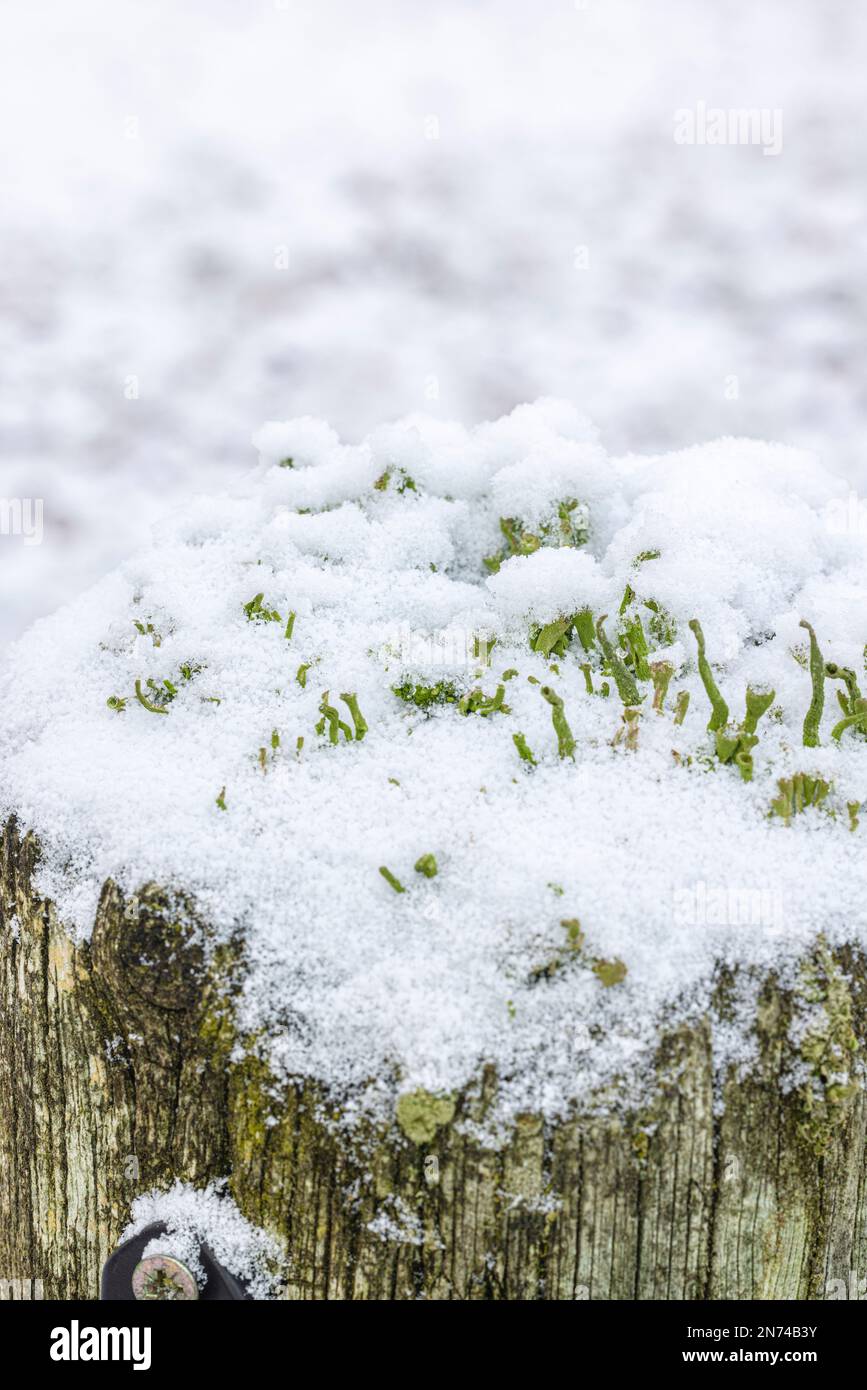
[527,915,628,992]
[392,679,460,711]
[484,498,589,575]
[6,405,867,1146]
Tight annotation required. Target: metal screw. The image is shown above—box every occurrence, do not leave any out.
[132,1253,199,1301]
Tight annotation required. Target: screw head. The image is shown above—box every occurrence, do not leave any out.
[132,1253,199,1301]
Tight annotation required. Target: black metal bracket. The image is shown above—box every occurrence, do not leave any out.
[101,1222,252,1300]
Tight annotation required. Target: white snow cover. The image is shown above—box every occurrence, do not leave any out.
[2,0,866,646]
[3,399,867,1129]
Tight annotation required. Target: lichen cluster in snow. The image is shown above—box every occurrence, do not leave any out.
[3,398,867,1128]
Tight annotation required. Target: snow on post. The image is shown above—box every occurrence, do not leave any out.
[2,400,866,1298]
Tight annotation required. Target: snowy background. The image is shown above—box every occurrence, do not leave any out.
[1,0,865,646]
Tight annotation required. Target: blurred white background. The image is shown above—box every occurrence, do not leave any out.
[1,0,865,644]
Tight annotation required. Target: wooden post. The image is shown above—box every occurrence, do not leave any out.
[1,818,864,1299]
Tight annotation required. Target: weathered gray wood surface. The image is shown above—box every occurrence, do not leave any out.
[1,817,864,1299]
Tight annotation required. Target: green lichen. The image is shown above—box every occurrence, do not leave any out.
[831,696,867,743]
[673,690,690,725]
[134,678,169,715]
[540,685,576,759]
[226,1050,290,1183]
[573,608,596,653]
[644,598,677,648]
[825,661,862,717]
[414,853,438,878]
[392,679,460,711]
[688,618,728,732]
[484,501,589,574]
[799,619,825,748]
[618,582,635,616]
[619,611,652,682]
[472,634,497,666]
[650,661,673,713]
[512,731,537,766]
[499,515,541,560]
[317,693,353,744]
[528,916,628,993]
[259,728,281,768]
[596,615,642,706]
[459,684,510,717]
[133,619,162,647]
[716,735,754,783]
[243,592,282,624]
[106,695,127,712]
[593,958,628,987]
[530,607,600,663]
[374,467,417,494]
[618,554,676,654]
[612,706,641,751]
[797,940,860,1155]
[379,865,406,894]
[531,616,572,660]
[561,917,585,952]
[396,1088,456,1144]
[215,786,227,811]
[340,691,368,740]
[631,1129,651,1164]
[713,685,775,783]
[769,773,831,825]
[742,684,776,736]
[555,497,590,547]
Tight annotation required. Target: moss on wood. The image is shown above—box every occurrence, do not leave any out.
[1,817,866,1299]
